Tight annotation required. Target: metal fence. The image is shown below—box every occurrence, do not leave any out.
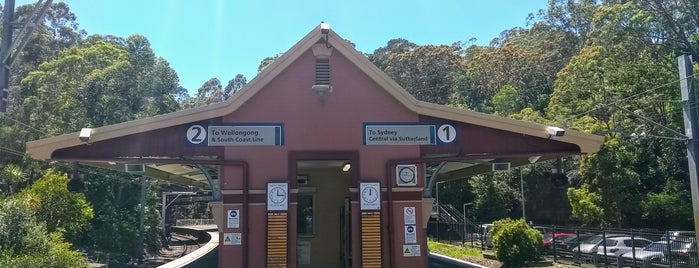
[427,220,698,268]
[175,218,215,226]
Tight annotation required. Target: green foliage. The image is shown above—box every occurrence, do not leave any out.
[0,199,87,268]
[641,180,693,230]
[427,239,482,259]
[470,174,515,222]
[492,85,521,116]
[567,184,604,225]
[17,170,93,242]
[491,218,542,267]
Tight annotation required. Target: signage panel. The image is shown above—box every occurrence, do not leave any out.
[363,123,456,145]
[185,124,284,146]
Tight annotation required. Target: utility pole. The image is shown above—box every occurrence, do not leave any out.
[678,54,699,258]
[0,0,53,113]
[0,0,15,113]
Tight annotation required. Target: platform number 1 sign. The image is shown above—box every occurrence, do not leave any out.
[437,124,456,144]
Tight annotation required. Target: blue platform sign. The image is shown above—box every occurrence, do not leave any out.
[186,124,284,146]
[363,123,456,145]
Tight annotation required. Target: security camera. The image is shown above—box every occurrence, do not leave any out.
[320,22,330,34]
[79,128,92,143]
[546,126,565,137]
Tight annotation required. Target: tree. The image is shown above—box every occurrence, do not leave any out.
[470,174,516,222]
[1,164,26,196]
[492,85,521,116]
[0,198,87,268]
[180,78,225,109]
[224,74,247,97]
[641,180,693,230]
[567,184,604,225]
[382,45,463,104]
[17,170,93,243]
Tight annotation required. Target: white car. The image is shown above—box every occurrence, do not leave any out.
[596,236,652,259]
[619,241,669,266]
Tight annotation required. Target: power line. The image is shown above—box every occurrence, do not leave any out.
[564,73,696,122]
[0,113,46,135]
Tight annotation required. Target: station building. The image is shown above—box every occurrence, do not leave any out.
[26,24,603,268]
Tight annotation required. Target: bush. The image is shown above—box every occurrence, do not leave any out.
[491,218,543,267]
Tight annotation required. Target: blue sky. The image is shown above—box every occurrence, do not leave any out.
[19,0,548,95]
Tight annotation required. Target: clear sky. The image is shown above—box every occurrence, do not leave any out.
[18,0,548,95]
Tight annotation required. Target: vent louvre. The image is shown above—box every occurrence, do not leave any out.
[315,59,330,85]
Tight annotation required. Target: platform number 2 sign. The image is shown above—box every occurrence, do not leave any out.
[186,125,206,145]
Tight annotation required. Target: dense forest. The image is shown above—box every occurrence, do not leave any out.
[1,0,698,267]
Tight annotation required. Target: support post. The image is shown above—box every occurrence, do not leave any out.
[678,54,699,258]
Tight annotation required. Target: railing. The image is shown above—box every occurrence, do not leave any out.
[175,218,215,226]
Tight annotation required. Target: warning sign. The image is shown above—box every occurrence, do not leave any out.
[403,206,416,225]
[227,209,240,229]
[404,225,417,244]
[402,244,421,257]
[223,232,242,246]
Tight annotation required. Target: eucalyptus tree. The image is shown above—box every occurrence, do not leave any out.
[548,1,691,227]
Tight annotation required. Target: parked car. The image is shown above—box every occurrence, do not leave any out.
[543,233,574,250]
[663,238,698,268]
[572,234,626,261]
[596,236,652,264]
[557,233,595,251]
[597,236,652,256]
[619,240,669,266]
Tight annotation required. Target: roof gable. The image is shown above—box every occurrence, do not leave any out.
[27,24,602,159]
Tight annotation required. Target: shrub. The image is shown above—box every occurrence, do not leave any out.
[491,218,543,267]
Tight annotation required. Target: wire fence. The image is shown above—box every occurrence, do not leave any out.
[427,220,698,268]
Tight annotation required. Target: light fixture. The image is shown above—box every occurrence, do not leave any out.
[528,156,541,164]
[312,84,331,96]
[79,128,93,144]
[342,162,351,172]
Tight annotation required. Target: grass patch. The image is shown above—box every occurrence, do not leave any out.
[427,239,482,259]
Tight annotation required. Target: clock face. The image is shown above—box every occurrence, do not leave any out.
[361,187,378,203]
[399,167,416,183]
[269,186,287,204]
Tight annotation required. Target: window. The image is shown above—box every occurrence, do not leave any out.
[297,190,315,236]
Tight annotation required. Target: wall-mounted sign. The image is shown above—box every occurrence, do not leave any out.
[363,123,456,145]
[396,164,417,186]
[403,244,421,257]
[405,225,417,244]
[267,182,288,211]
[185,123,284,146]
[403,206,416,225]
[223,232,241,246]
[360,182,381,211]
[227,209,240,229]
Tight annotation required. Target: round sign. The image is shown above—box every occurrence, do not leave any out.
[437,124,456,143]
[229,210,237,218]
[186,125,206,144]
[407,226,414,233]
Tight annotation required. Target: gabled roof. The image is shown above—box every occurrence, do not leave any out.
[26,24,603,160]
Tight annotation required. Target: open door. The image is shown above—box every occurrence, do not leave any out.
[296,160,351,268]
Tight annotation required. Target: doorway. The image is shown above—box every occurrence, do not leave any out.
[296,160,352,268]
